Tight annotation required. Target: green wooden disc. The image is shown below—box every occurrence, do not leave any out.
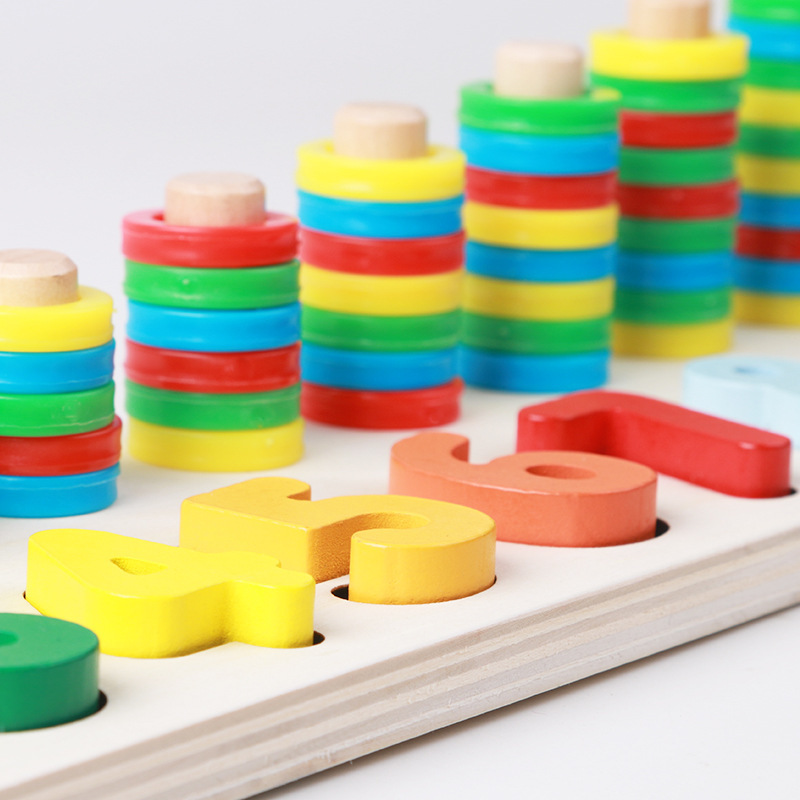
[747,57,800,90]
[740,124,800,158]
[619,217,737,254]
[732,0,800,24]
[620,146,736,186]
[615,286,732,323]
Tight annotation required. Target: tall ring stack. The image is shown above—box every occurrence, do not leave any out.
[297,103,465,429]
[123,173,303,471]
[592,0,748,357]
[731,0,800,325]
[0,250,120,517]
[459,42,619,392]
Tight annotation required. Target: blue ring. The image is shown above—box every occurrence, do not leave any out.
[740,193,800,229]
[127,300,299,353]
[617,251,734,290]
[0,341,115,395]
[467,242,615,282]
[301,343,458,390]
[459,346,609,393]
[0,464,120,518]
[460,126,619,175]
[297,191,463,239]
[730,16,800,60]
[735,256,800,293]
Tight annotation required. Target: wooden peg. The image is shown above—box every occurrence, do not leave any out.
[333,103,428,160]
[0,249,79,307]
[629,0,711,39]
[494,42,585,99]
[164,172,266,228]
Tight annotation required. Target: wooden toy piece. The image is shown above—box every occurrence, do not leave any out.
[390,433,657,547]
[629,0,711,40]
[181,477,496,604]
[517,390,792,498]
[494,41,584,99]
[0,613,99,732]
[26,528,315,658]
[0,249,78,308]
[164,172,266,228]
[333,103,427,160]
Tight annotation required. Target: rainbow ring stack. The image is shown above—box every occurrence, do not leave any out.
[732,0,800,326]
[297,104,465,429]
[122,173,303,471]
[592,0,748,357]
[0,250,120,517]
[459,43,619,392]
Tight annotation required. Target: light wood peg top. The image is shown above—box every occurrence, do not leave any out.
[164,172,267,228]
[629,0,711,39]
[333,103,428,160]
[494,42,585,99]
[0,249,79,307]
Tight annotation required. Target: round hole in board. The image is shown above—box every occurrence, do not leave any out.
[331,576,498,602]
[312,631,325,645]
[526,464,596,480]
[0,631,18,646]
[655,518,670,537]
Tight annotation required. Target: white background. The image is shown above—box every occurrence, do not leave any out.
[1,1,799,799]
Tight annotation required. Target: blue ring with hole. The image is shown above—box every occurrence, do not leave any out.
[735,256,800,293]
[298,191,463,239]
[730,16,800,60]
[0,341,115,395]
[127,300,299,353]
[0,464,120,518]
[617,251,733,291]
[740,193,800,229]
[301,343,458,390]
[459,126,619,175]
[459,346,609,393]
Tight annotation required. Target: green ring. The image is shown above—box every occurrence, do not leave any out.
[591,73,743,113]
[126,380,300,431]
[0,383,115,437]
[747,57,800,90]
[459,82,619,136]
[615,287,732,324]
[301,306,461,352]
[620,146,736,186]
[461,312,610,354]
[732,0,800,24]
[619,217,737,254]
[740,124,800,157]
[124,259,299,310]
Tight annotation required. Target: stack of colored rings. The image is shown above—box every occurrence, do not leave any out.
[296,139,465,428]
[458,82,619,391]
[122,210,303,470]
[592,28,748,357]
[732,0,800,325]
[0,284,120,517]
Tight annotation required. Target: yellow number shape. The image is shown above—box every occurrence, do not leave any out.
[26,528,315,658]
[180,477,496,605]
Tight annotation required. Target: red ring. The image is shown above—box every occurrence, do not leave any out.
[125,340,300,394]
[301,379,462,429]
[621,111,738,148]
[0,417,122,477]
[737,225,800,261]
[122,210,298,267]
[299,229,464,276]
[465,167,617,210]
[618,180,740,219]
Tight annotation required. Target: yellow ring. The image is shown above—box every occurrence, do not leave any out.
[735,291,800,326]
[740,86,800,128]
[300,264,462,316]
[127,417,304,472]
[463,274,614,321]
[0,287,113,353]
[737,154,800,195]
[464,202,618,250]
[591,31,747,82]
[296,141,465,202]
[612,318,733,358]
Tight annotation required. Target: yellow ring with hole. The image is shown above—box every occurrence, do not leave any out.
[737,154,800,195]
[612,318,733,358]
[463,274,615,321]
[127,417,304,472]
[735,291,800,326]
[591,31,747,82]
[740,86,800,128]
[464,202,618,250]
[296,141,465,202]
[0,287,113,352]
[300,264,462,316]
